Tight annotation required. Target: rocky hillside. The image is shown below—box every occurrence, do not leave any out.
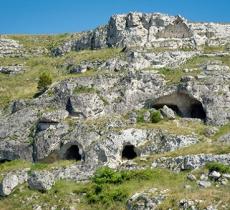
[0,12,230,210]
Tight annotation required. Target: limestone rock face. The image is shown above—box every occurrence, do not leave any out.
[53,12,230,55]
[28,171,55,191]
[67,93,105,118]
[0,64,24,74]
[39,110,69,123]
[0,39,23,57]
[0,108,37,162]
[152,154,230,171]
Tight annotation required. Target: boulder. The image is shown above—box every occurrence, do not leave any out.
[0,174,18,196]
[208,171,221,180]
[187,174,197,181]
[160,105,176,119]
[198,180,211,188]
[126,188,168,210]
[0,169,28,196]
[28,171,55,191]
[0,64,24,74]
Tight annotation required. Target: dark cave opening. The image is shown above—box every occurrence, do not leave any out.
[150,93,207,121]
[0,159,11,164]
[64,145,82,161]
[191,103,206,120]
[122,145,137,160]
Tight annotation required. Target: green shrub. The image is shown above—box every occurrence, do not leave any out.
[86,184,128,205]
[206,162,230,173]
[92,167,123,184]
[86,168,154,205]
[150,111,162,123]
[37,72,52,92]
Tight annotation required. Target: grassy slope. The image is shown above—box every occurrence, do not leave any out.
[0,168,229,210]
[0,48,121,108]
[0,36,230,209]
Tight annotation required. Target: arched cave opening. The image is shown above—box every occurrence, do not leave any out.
[122,145,137,160]
[151,92,206,121]
[64,145,82,161]
[191,103,206,120]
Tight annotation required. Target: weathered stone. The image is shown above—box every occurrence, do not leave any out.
[208,171,221,180]
[40,110,69,123]
[126,188,168,210]
[160,105,176,119]
[0,169,28,196]
[0,39,23,57]
[28,171,55,191]
[152,154,230,171]
[187,174,197,181]
[198,180,211,188]
[0,64,24,74]
[0,174,18,196]
[222,173,230,180]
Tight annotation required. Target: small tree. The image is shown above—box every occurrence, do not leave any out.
[37,72,52,92]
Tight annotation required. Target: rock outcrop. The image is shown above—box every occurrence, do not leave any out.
[28,171,55,191]
[0,39,23,58]
[152,154,230,171]
[53,13,230,55]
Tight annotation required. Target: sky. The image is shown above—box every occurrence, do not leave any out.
[0,0,230,34]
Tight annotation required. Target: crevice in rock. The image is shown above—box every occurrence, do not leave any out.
[122,145,138,160]
[65,97,86,118]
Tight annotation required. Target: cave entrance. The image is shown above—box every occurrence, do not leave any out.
[0,159,10,164]
[191,104,206,120]
[64,145,82,161]
[151,92,206,120]
[122,145,137,160]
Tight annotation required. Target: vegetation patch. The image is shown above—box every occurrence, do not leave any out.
[136,109,162,123]
[73,86,98,94]
[206,162,230,173]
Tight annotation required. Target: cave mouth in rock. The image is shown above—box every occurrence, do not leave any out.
[151,92,206,121]
[64,145,82,161]
[191,104,206,120]
[0,159,11,164]
[122,145,137,160]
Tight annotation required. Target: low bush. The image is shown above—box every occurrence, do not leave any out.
[136,109,162,124]
[92,166,124,184]
[206,162,230,173]
[150,110,162,123]
[86,167,154,205]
